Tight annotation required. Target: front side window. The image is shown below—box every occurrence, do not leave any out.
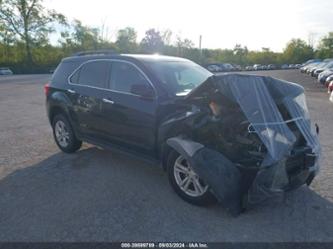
[144,60,212,96]
[110,61,151,93]
[70,61,110,88]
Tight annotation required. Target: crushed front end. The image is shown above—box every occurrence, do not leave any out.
[161,74,320,215]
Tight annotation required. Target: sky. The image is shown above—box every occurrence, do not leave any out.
[44,0,333,52]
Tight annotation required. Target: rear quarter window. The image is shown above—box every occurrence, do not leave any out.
[51,61,81,87]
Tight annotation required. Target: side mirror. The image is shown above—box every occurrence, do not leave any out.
[130,84,155,100]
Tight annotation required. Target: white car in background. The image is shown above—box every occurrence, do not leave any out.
[253,64,262,70]
[0,67,13,75]
[206,64,220,72]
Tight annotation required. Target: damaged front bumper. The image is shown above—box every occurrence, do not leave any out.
[167,137,318,215]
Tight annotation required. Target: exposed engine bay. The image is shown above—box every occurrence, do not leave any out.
[159,74,321,215]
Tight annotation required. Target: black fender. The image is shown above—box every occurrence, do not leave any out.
[47,91,80,137]
[167,137,243,216]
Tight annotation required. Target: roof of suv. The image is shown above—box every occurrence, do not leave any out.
[62,53,189,63]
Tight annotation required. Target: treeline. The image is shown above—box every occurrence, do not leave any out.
[1,0,333,74]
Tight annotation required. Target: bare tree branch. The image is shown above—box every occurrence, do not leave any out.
[26,0,37,18]
[0,11,24,38]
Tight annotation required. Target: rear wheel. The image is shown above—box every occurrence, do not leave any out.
[52,114,82,153]
[167,150,216,206]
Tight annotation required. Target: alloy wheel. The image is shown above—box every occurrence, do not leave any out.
[54,120,70,147]
[173,155,209,197]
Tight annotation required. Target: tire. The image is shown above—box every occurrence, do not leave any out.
[167,150,217,206]
[52,114,82,153]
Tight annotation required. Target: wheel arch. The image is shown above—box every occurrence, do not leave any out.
[47,91,76,124]
[160,137,205,171]
[47,92,80,138]
[49,105,67,124]
[160,142,174,171]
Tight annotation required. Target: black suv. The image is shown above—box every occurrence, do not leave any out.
[46,52,319,213]
[46,52,217,205]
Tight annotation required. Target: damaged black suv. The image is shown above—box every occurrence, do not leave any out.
[46,51,320,215]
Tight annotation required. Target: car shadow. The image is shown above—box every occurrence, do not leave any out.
[0,147,333,241]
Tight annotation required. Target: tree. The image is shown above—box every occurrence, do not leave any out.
[233,44,248,65]
[282,39,314,64]
[140,29,164,53]
[175,36,194,56]
[0,0,66,64]
[176,36,194,49]
[316,32,333,59]
[115,27,137,53]
[0,23,16,60]
[58,20,117,56]
[60,20,98,51]
[161,29,172,45]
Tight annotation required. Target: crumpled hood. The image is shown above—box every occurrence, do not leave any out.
[186,74,303,105]
[186,74,320,166]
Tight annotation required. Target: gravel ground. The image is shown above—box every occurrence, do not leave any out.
[0,70,332,242]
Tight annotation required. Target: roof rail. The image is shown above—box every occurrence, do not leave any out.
[73,50,118,57]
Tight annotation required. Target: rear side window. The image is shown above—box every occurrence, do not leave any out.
[70,61,110,88]
[110,61,150,93]
[52,61,81,86]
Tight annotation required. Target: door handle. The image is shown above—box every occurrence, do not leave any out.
[67,89,76,94]
[102,98,115,104]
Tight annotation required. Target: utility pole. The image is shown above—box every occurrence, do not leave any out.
[199,35,202,63]
[199,35,202,52]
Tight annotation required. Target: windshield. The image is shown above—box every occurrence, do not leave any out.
[145,60,213,96]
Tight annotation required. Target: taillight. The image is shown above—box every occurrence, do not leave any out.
[44,83,50,96]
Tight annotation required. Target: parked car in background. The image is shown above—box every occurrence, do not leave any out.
[205,63,236,73]
[301,59,321,67]
[245,65,254,71]
[318,69,333,84]
[267,64,276,70]
[253,64,263,70]
[281,64,289,69]
[232,64,242,71]
[304,62,322,74]
[206,64,220,72]
[299,58,333,102]
[222,63,236,71]
[0,67,13,75]
[308,61,328,75]
[313,61,333,78]
[300,61,320,73]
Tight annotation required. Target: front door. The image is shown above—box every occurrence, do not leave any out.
[99,60,157,154]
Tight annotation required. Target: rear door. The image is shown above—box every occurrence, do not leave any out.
[68,60,112,139]
[99,60,158,153]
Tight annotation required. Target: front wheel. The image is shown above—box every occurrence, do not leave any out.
[167,150,217,206]
[52,114,82,153]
